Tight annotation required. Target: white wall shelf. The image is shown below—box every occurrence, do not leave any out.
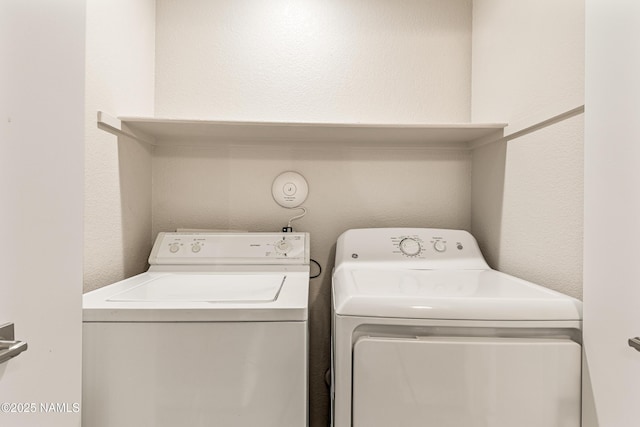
[97,111,506,149]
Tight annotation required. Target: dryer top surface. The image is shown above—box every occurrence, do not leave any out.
[332,268,582,321]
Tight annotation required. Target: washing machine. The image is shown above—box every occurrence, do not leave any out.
[83,232,309,427]
[331,228,582,427]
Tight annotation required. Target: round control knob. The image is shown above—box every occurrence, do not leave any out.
[169,243,180,253]
[433,241,447,252]
[275,240,292,254]
[399,238,422,256]
[191,243,201,253]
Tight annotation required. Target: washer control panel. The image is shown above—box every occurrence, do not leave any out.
[149,232,309,265]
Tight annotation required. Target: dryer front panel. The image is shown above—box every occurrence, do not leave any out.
[352,336,581,427]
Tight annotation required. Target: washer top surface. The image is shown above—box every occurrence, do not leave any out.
[84,268,309,322]
[83,232,310,322]
[332,228,582,321]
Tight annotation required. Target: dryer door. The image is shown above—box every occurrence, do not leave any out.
[352,336,580,427]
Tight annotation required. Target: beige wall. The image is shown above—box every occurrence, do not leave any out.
[84,0,156,291]
[472,117,584,299]
[470,0,585,299]
[471,0,585,135]
[154,0,472,123]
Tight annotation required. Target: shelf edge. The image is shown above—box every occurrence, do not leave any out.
[117,116,508,131]
[102,113,511,148]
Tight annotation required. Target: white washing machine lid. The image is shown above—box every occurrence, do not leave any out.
[332,269,582,321]
[107,273,285,303]
[83,267,309,322]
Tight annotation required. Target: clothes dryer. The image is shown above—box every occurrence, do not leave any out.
[331,228,582,427]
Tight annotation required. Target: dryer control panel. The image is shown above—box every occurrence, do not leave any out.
[149,232,309,265]
[392,232,464,258]
[335,228,489,271]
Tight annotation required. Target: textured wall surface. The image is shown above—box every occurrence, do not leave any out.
[498,116,584,299]
[472,0,585,135]
[153,1,473,425]
[152,146,472,237]
[84,0,156,291]
[155,0,472,123]
[470,0,585,300]
[470,139,507,269]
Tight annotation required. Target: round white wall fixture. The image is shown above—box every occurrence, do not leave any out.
[272,171,309,208]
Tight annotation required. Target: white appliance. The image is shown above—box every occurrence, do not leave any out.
[331,228,582,427]
[83,232,309,427]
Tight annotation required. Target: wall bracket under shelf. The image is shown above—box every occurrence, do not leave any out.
[97,111,155,145]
